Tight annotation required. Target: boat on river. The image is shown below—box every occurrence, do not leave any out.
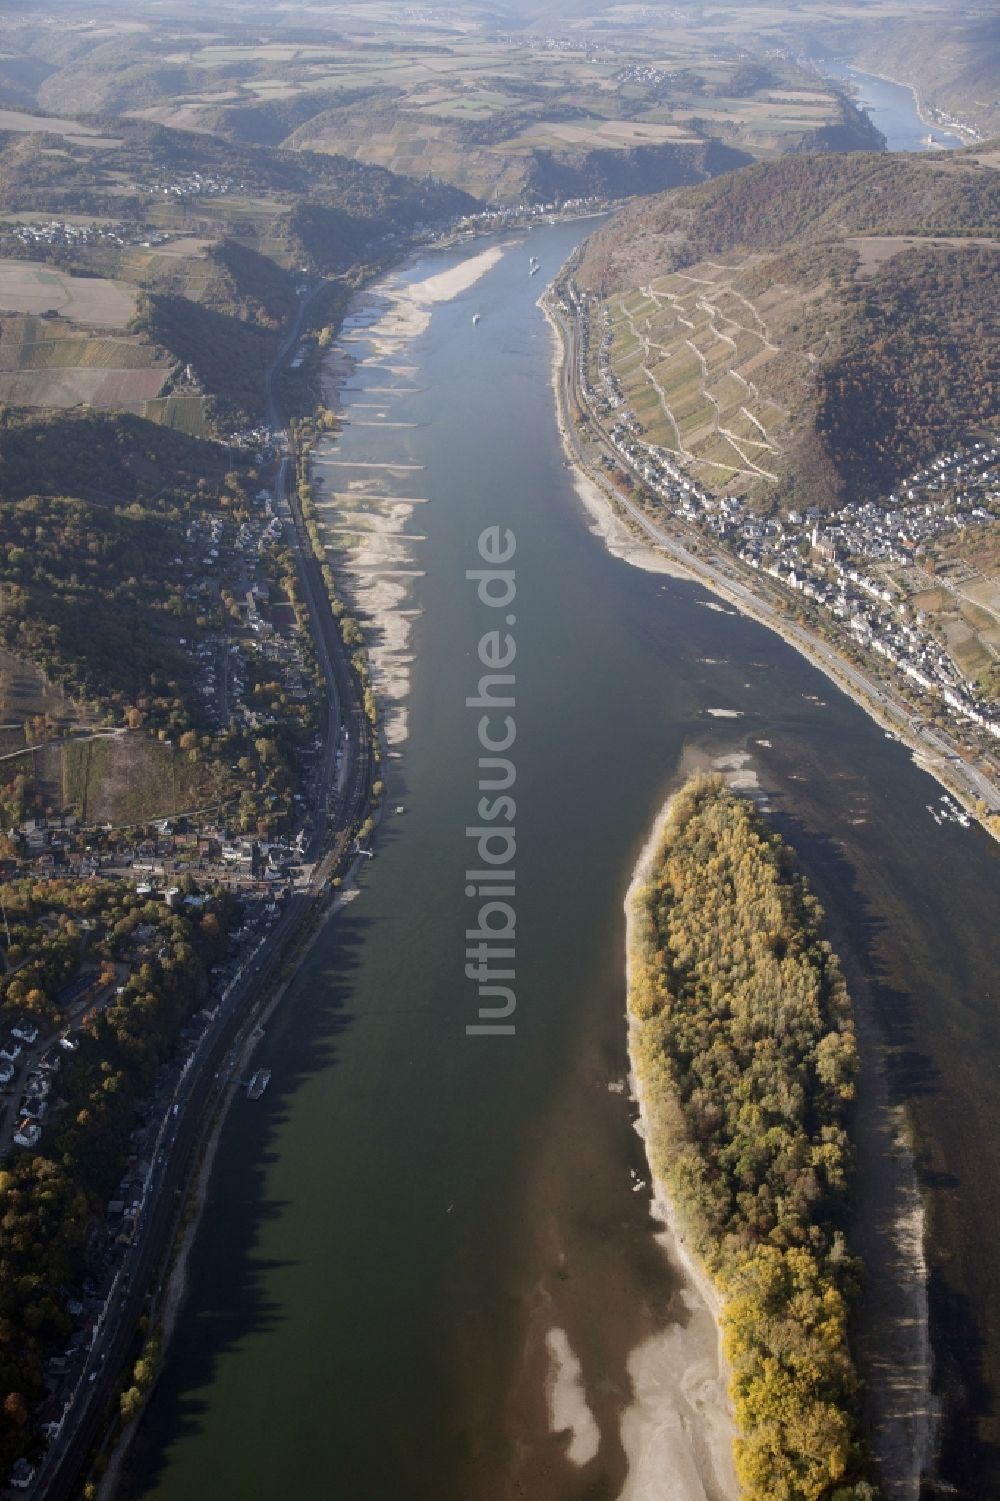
[246,1068,271,1100]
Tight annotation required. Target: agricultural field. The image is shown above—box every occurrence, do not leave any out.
[0,366,167,412]
[0,308,171,414]
[511,120,701,149]
[907,533,1000,697]
[0,266,177,412]
[0,261,137,326]
[142,393,210,435]
[0,10,867,203]
[0,107,120,149]
[277,39,860,197]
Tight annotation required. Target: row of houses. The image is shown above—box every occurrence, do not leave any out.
[564,277,1000,747]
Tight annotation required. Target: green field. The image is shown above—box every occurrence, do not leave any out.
[143,393,210,435]
[62,734,230,827]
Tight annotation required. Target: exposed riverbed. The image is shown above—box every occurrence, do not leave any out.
[126,218,1000,1501]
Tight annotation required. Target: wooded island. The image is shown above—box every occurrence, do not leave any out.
[629,775,874,1500]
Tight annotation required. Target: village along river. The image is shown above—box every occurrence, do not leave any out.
[129,190,999,1501]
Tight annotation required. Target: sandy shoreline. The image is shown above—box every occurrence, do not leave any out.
[620,795,740,1501]
[352,244,506,355]
[314,244,510,750]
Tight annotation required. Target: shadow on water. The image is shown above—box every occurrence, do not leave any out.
[121,912,374,1498]
[753,800,940,1095]
[763,802,1000,1496]
[930,1272,1000,1499]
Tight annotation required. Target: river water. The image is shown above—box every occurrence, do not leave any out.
[821,60,966,152]
[129,137,998,1501]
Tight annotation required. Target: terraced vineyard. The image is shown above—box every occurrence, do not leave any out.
[604,254,804,492]
[584,146,1000,505]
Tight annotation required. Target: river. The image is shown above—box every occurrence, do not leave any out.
[128,147,998,1501]
[821,60,966,152]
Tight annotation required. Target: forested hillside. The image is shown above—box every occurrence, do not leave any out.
[814,244,999,497]
[0,410,228,501]
[131,292,279,418]
[0,411,242,725]
[201,240,298,327]
[579,147,1000,293]
[578,146,1000,506]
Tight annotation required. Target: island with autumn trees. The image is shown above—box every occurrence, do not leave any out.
[628,774,876,1501]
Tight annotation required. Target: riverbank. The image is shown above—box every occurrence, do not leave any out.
[541,289,1000,841]
[99,863,370,1501]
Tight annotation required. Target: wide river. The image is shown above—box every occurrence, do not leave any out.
[130,175,998,1501]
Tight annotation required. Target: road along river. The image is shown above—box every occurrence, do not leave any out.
[125,219,1000,1500]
